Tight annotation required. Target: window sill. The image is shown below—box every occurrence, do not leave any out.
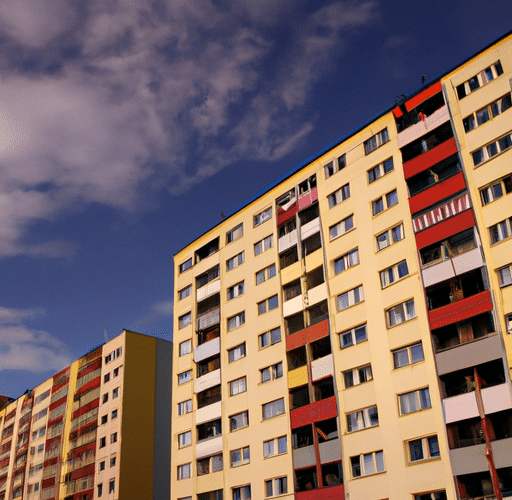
[408,456,441,466]
[386,316,417,330]
[337,300,365,314]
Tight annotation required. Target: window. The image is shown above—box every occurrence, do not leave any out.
[230,411,249,431]
[327,183,350,208]
[227,281,244,300]
[393,343,424,368]
[110,432,117,443]
[265,477,287,497]
[178,431,192,448]
[110,456,116,467]
[113,367,120,377]
[229,377,247,396]
[179,339,191,356]
[262,398,285,420]
[228,343,246,363]
[380,260,409,288]
[179,258,193,273]
[197,454,223,475]
[97,484,103,497]
[178,284,192,300]
[263,436,287,457]
[480,174,512,205]
[230,446,250,467]
[364,128,389,155]
[198,491,223,500]
[386,299,416,327]
[456,61,503,99]
[414,491,447,500]
[227,251,244,271]
[346,405,379,432]
[399,388,431,415]
[104,347,121,363]
[324,154,346,178]
[463,93,511,132]
[99,437,106,448]
[177,463,191,480]
[408,436,440,463]
[254,235,273,255]
[337,285,364,311]
[334,248,359,274]
[339,323,367,349]
[258,327,281,348]
[254,207,272,227]
[232,486,251,500]
[178,312,192,329]
[101,415,108,425]
[351,451,385,477]
[258,295,278,315]
[35,390,50,404]
[260,362,283,383]
[227,223,243,244]
[372,189,398,216]
[506,313,512,334]
[489,217,512,244]
[329,214,354,240]
[256,264,276,285]
[112,387,119,399]
[368,157,394,183]
[376,223,404,251]
[109,479,115,493]
[498,265,512,287]
[178,400,192,415]
[99,461,106,471]
[111,409,117,419]
[472,130,512,166]
[104,373,110,383]
[103,393,108,403]
[227,312,245,331]
[178,370,191,385]
[343,364,373,388]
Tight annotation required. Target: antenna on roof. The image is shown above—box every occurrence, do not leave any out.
[422,75,427,84]
[104,329,109,342]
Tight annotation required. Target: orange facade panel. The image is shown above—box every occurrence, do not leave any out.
[286,320,329,351]
[290,396,337,429]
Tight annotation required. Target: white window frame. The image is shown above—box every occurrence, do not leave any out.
[227,281,245,300]
[178,431,192,448]
[178,285,192,301]
[376,223,404,251]
[343,364,373,388]
[178,312,192,329]
[339,323,367,349]
[351,450,385,477]
[232,485,251,500]
[386,299,416,327]
[178,370,191,385]
[257,295,279,315]
[498,264,512,287]
[327,183,350,208]
[329,214,354,240]
[464,93,512,132]
[334,248,359,275]
[480,173,512,205]
[227,312,245,331]
[346,405,379,432]
[337,285,364,311]
[472,130,512,167]
[265,477,287,497]
[255,264,276,285]
[372,189,398,216]
[399,388,431,415]
[379,260,409,288]
[262,398,285,420]
[364,128,389,155]
[228,343,246,363]
[254,235,274,256]
[368,157,394,183]
[258,327,281,349]
[230,411,249,431]
[178,400,192,415]
[230,446,250,467]
[506,313,512,334]
[392,342,424,368]
[408,435,440,463]
[324,154,346,179]
[229,377,247,396]
[489,218,512,244]
[254,207,272,227]
[179,339,191,356]
[177,463,191,480]
[226,251,244,271]
[260,362,283,383]
[457,61,503,99]
[263,436,287,457]
[226,223,243,244]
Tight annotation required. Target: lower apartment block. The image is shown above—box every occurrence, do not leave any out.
[172,31,512,500]
[0,330,171,500]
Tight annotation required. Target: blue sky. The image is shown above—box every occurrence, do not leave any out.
[0,0,511,397]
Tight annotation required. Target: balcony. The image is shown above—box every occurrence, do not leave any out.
[194,337,220,363]
[195,370,221,395]
[197,308,220,331]
[291,396,337,429]
[197,355,220,378]
[278,229,298,253]
[194,237,219,264]
[298,186,318,211]
[311,354,334,381]
[196,279,220,302]
[413,192,470,234]
[283,294,303,317]
[398,104,450,147]
[196,401,221,425]
[402,121,453,162]
[404,137,458,180]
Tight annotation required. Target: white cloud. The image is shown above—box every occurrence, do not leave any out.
[0,0,379,257]
[0,307,72,373]
[150,299,174,316]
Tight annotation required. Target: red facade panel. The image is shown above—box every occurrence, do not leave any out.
[428,290,493,330]
[74,377,101,397]
[415,209,475,249]
[403,138,458,180]
[290,396,337,429]
[49,396,68,412]
[408,172,467,214]
[42,477,56,488]
[72,399,99,420]
[277,204,298,226]
[77,358,101,379]
[296,484,345,500]
[286,320,329,351]
[298,187,318,211]
[405,82,442,111]
[71,463,95,480]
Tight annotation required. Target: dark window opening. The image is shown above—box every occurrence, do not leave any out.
[195,237,219,263]
[197,418,222,441]
[198,326,220,346]
[280,247,299,270]
[396,92,445,132]
[197,355,220,377]
[290,385,310,410]
[407,155,461,197]
[316,418,338,443]
[295,467,318,492]
[197,385,221,409]
[292,425,313,449]
[322,461,343,487]
[283,280,302,301]
[286,312,304,336]
[302,233,322,257]
[313,377,335,402]
[310,336,331,360]
[306,266,325,290]
[401,122,453,163]
[287,346,307,371]
[308,300,329,326]
[299,203,319,226]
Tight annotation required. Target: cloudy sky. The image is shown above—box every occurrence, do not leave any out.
[0,0,510,397]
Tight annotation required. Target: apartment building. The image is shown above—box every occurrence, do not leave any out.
[172,31,512,500]
[0,330,171,500]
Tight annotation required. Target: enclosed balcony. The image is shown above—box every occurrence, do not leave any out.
[299,203,320,241]
[196,265,220,302]
[278,219,298,253]
[455,466,512,500]
[197,385,221,410]
[197,294,220,331]
[298,175,318,211]
[194,237,219,264]
[401,121,453,163]
[197,355,220,378]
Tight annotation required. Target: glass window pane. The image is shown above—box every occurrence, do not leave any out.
[277,436,287,453]
[375,451,385,472]
[363,453,374,475]
[411,344,424,363]
[355,325,367,343]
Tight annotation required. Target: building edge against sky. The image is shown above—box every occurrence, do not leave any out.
[173,29,512,500]
[0,330,172,500]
